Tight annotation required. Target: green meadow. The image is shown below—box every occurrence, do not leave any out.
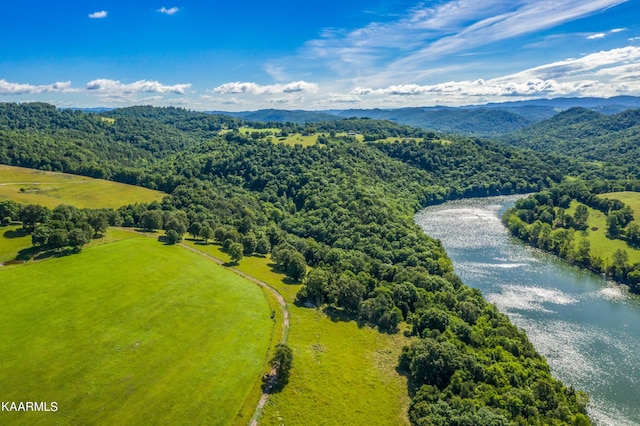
[183,239,412,425]
[0,164,163,209]
[567,192,640,265]
[0,236,274,425]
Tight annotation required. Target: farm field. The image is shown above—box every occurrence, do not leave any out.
[0,235,274,425]
[0,164,163,209]
[182,239,412,425]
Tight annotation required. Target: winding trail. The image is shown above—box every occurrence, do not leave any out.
[119,229,288,425]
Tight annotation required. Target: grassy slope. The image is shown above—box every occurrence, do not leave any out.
[0,224,30,262]
[567,193,640,265]
[183,240,411,425]
[0,164,163,208]
[0,236,273,425]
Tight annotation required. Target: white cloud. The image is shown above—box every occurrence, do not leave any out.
[86,79,192,95]
[587,28,626,39]
[88,11,108,19]
[0,80,75,95]
[157,7,180,15]
[349,46,640,103]
[212,81,318,95]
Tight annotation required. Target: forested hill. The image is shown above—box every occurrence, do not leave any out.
[504,107,640,179]
[0,102,592,424]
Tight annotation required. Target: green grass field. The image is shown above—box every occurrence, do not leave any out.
[182,239,411,425]
[567,193,640,265]
[0,236,274,425]
[0,164,163,208]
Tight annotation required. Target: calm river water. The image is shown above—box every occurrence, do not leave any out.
[414,195,640,426]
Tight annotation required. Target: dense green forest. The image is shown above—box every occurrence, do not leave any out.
[0,102,596,424]
[504,107,640,179]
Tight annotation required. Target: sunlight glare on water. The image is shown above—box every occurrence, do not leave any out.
[415,196,640,426]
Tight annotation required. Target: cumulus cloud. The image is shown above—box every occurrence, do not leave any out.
[212,81,318,95]
[349,46,640,102]
[86,79,192,95]
[0,80,75,95]
[157,7,180,15]
[88,11,108,19]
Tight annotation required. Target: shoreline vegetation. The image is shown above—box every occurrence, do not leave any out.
[503,180,640,294]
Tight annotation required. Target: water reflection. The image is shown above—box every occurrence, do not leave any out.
[415,196,640,426]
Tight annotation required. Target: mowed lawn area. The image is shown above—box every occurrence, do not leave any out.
[0,236,274,425]
[0,164,163,209]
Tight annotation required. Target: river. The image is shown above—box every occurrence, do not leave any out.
[414,195,640,426]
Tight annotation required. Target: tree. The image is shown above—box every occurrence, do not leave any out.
[303,268,331,306]
[255,236,271,255]
[68,228,89,249]
[139,210,163,231]
[268,343,293,391]
[87,211,109,236]
[626,222,640,247]
[573,205,589,229]
[47,228,68,249]
[286,252,307,282]
[20,204,50,230]
[610,248,629,278]
[165,229,181,245]
[200,225,214,243]
[165,216,187,237]
[573,239,591,266]
[32,225,51,247]
[228,242,244,263]
[188,222,202,239]
[241,232,258,255]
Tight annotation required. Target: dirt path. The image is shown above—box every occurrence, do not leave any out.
[176,243,289,426]
[118,229,288,425]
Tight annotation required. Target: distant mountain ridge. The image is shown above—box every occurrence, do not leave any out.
[208,96,640,136]
[503,107,640,176]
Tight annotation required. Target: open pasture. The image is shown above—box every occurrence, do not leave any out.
[0,164,163,209]
[0,236,274,425]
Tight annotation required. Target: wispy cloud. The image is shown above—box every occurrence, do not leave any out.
[88,11,108,19]
[284,0,629,82]
[86,79,192,95]
[587,27,627,39]
[157,7,180,16]
[213,81,318,95]
[0,80,75,95]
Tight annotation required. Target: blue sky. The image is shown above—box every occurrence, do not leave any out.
[1,0,639,110]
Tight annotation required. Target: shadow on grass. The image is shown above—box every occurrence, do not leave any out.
[322,306,363,327]
[16,246,78,262]
[3,228,30,239]
[266,262,300,285]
